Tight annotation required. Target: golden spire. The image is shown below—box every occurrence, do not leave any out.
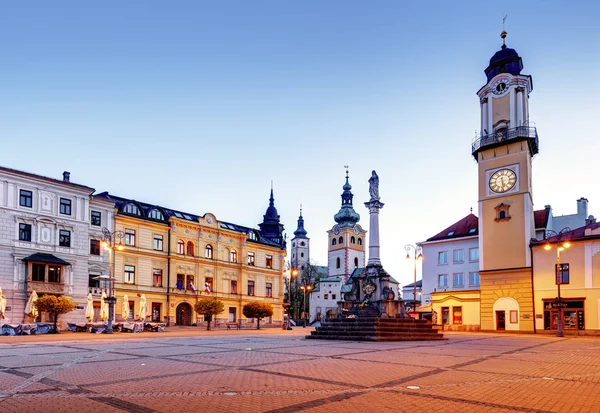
[501,14,508,46]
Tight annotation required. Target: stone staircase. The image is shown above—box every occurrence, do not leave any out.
[306,317,445,342]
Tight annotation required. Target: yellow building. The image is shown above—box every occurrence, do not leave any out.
[532,224,600,334]
[95,191,286,327]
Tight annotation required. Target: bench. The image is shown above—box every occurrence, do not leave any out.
[226,322,240,330]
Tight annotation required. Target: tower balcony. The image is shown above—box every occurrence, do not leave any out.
[471,126,538,160]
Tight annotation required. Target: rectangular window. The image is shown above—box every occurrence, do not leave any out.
[205,277,213,292]
[152,303,161,322]
[453,249,464,263]
[19,223,32,242]
[248,280,255,296]
[91,211,101,226]
[332,294,337,300]
[266,283,272,297]
[60,198,72,215]
[469,272,480,286]
[247,252,255,266]
[125,229,136,246]
[438,251,448,265]
[32,263,45,282]
[124,265,135,284]
[59,230,71,247]
[469,247,479,262]
[510,310,518,324]
[176,274,185,290]
[90,239,100,255]
[324,294,329,299]
[228,307,236,323]
[186,275,195,291]
[153,234,163,251]
[19,190,32,208]
[231,280,238,294]
[266,255,273,269]
[453,273,464,287]
[48,265,62,283]
[438,274,448,288]
[453,307,462,325]
[153,269,163,287]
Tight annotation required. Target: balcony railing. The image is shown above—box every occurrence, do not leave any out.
[88,286,109,296]
[27,280,67,295]
[471,126,538,160]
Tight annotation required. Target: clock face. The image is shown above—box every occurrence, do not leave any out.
[333,225,341,235]
[492,79,509,95]
[353,226,360,235]
[489,168,517,193]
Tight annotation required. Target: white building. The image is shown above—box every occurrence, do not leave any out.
[0,166,114,326]
[309,277,343,322]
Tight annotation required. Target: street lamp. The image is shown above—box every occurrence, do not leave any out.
[544,228,572,338]
[291,269,299,320]
[405,244,423,314]
[101,228,124,334]
[300,284,312,328]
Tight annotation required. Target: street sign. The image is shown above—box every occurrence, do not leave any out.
[555,263,570,285]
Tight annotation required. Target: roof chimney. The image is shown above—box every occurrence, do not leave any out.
[62,171,70,183]
[577,197,588,217]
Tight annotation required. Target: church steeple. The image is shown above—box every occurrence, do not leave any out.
[294,205,308,238]
[259,184,284,246]
[334,169,360,228]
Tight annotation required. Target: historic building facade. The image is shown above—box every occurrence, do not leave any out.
[95,189,287,327]
[0,167,113,325]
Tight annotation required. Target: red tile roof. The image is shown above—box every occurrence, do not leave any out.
[534,208,549,229]
[426,214,478,242]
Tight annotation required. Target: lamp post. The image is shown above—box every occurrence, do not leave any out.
[405,244,423,315]
[544,228,571,338]
[291,269,298,321]
[300,284,312,328]
[101,228,124,334]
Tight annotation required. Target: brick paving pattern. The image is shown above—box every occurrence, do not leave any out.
[0,330,599,412]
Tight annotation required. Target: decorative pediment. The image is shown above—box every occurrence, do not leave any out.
[494,202,512,222]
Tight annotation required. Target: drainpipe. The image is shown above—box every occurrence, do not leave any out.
[166,226,171,326]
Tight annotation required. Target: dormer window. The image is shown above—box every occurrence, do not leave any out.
[469,228,476,233]
[248,231,258,241]
[124,203,141,216]
[148,209,164,220]
[447,231,455,236]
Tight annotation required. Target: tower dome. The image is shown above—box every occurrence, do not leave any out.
[334,171,360,228]
[484,31,524,81]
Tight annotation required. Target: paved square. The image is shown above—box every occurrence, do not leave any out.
[0,330,599,412]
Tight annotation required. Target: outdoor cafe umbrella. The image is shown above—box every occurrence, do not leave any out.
[84,293,94,322]
[138,294,147,321]
[100,292,109,322]
[0,287,6,324]
[122,295,130,322]
[24,290,38,319]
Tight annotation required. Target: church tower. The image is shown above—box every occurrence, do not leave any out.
[290,206,310,271]
[328,170,366,281]
[473,31,538,332]
[259,187,285,247]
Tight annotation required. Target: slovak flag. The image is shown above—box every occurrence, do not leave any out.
[204,283,211,295]
[188,282,196,292]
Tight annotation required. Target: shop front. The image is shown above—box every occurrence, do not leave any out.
[542,298,585,331]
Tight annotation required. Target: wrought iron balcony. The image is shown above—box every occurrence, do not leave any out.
[471,126,538,160]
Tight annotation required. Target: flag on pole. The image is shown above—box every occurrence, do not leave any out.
[189,282,196,292]
[204,283,211,295]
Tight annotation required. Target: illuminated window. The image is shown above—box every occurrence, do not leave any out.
[230,249,237,263]
[124,265,135,284]
[247,252,255,266]
[177,239,184,254]
[187,241,195,256]
[205,244,213,259]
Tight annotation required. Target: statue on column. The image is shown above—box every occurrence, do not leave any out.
[368,170,379,201]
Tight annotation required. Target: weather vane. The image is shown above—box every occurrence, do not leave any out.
[344,165,349,177]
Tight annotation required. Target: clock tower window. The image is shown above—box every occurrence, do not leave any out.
[494,203,512,222]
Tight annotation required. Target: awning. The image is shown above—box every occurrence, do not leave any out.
[416,304,432,313]
[22,253,70,266]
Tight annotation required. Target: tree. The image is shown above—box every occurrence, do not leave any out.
[243,301,274,330]
[290,262,325,320]
[194,298,225,330]
[34,296,76,333]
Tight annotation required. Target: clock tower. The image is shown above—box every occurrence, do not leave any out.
[473,31,538,332]
[327,170,366,281]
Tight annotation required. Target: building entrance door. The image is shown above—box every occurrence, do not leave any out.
[496,311,506,330]
[176,303,192,326]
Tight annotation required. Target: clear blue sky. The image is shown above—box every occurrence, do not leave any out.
[1,1,598,288]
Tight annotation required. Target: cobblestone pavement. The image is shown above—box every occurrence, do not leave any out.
[1,330,599,412]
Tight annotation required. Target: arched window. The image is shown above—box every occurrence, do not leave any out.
[354,257,359,268]
[332,238,337,246]
[205,244,213,259]
[357,238,362,245]
[148,209,164,220]
[292,242,295,247]
[499,211,506,219]
[187,241,194,256]
[350,236,356,244]
[300,242,305,246]
[177,239,184,254]
[124,203,141,216]
[230,249,237,263]
[300,252,304,257]
[338,236,343,244]
[336,257,341,269]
